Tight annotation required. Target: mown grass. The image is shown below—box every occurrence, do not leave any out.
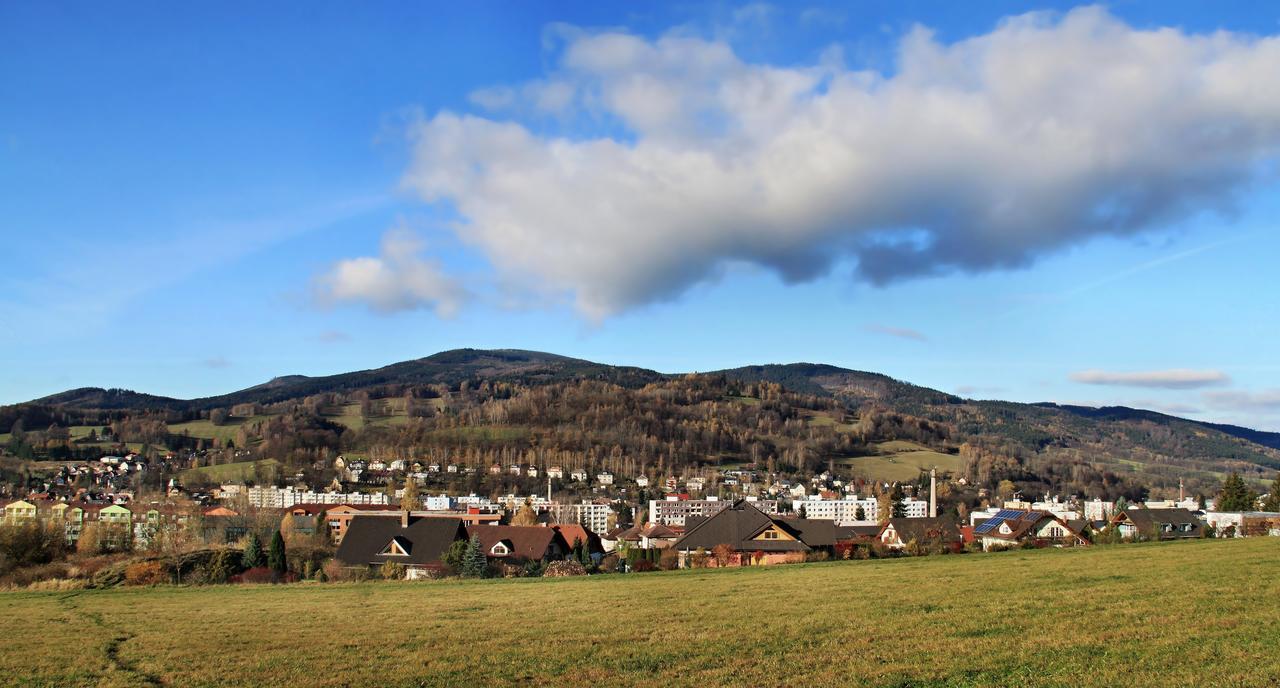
[169,416,273,443]
[1,539,1278,687]
[838,441,965,482]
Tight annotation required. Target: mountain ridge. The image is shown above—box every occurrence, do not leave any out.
[14,348,1279,449]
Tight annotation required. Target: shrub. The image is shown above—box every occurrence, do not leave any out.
[632,559,656,573]
[0,561,72,589]
[124,561,168,586]
[597,554,620,573]
[322,559,367,582]
[379,561,405,580]
[690,547,709,568]
[230,566,297,584]
[711,543,734,567]
[543,560,586,577]
[658,548,680,571]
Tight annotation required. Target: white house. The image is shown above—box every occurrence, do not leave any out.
[597,472,614,486]
[547,466,564,479]
[570,469,588,482]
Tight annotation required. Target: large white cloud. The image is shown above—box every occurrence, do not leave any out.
[401,7,1280,318]
[316,226,466,316]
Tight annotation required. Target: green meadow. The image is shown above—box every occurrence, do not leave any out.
[178,458,281,484]
[1,538,1277,687]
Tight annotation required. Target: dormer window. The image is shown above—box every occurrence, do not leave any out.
[762,530,779,540]
[490,542,510,556]
[381,537,411,556]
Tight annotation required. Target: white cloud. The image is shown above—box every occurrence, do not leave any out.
[865,324,927,342]
[202,356,231,369]
[316,225,465,317]
[1070,369,1230,389]
[1203,389,1280,412]
[401,7,1280,318]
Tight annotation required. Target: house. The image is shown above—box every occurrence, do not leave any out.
[2,499,38,523]
[635,475,650,488]
[1202,511,1280,537]
[509,464,522,476]
[570,469,588,482]
[972,509,1089,550]
[547,466,564,479]
[673,500,837,566]
[336,513,467,579]
[597,472,614,486]
[465,525,568,563]
[609,522,681,551]
[526,466,538,478]
[1112,508,1204,540]
[877,517,963,551]
[551,524,600,554]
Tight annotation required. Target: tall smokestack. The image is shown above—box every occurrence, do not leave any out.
[929,469,937,518]
[1179,477,1185,502]
[547,475,552,503]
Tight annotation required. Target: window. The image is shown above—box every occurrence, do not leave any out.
[763,530,779,540]
[381,539,410,556]
[490,542,509,555]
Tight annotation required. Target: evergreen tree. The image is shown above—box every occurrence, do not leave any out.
[462,535,487,578]
[1218,473,1258,512]
[854,505,867,521]
[267,530,287,573]
[1261,473,1280,513]
[242,532,264,569]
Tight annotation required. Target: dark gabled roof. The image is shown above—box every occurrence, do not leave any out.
[835,524,882,541]
[336,515,466,567]
[1118,508,1204,535]
[774,517,837,547]
[465,525,566,561]
[674,500,810,552]
[882,517,962,544]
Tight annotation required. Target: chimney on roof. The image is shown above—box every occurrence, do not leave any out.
[929,469,937,518]
[400,510,410,528]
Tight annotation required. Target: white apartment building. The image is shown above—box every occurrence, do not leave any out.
[648,496,780,526]
[794,496,878,524]
[547,501,613,533]
[1083,499,1115,522]
[239,485,390,509]
[901,498,929,519]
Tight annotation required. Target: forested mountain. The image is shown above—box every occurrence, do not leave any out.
[4,349,1278,502]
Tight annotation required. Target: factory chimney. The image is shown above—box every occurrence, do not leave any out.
[929,468,937,518]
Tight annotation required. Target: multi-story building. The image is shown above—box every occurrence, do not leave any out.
[794,496,878,523]
[239,485,391,509]
[648,496,779,526]
[546,501,613,533]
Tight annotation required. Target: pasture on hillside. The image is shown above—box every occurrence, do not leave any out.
[1,538,1277,687]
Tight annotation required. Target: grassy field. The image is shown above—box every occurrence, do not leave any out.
[1,539,1277,687]
[179,458,280,484]
[838,441,965,482]
[169,416,272,444]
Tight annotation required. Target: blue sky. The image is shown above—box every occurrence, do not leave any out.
[2,2,1279,430]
